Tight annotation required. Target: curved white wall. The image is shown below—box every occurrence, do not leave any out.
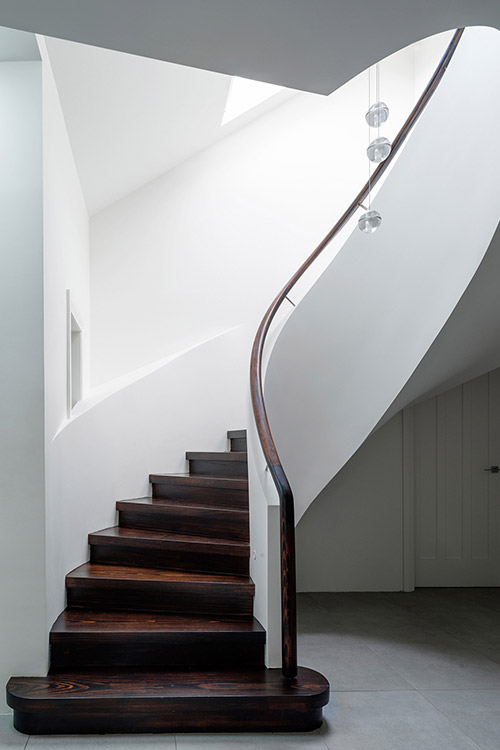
[265,27,500,522]
[90,34,446,385]
[45,327,252,632]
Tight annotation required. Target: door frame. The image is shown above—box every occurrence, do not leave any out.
[402,406,416,591]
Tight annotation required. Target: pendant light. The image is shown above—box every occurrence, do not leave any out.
[359,63,390,233]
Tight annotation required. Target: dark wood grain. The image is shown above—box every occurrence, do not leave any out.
[9,429,330,732]
[7,667,329,734]
[186,452,248,479]
[51,609,265,634]
[89,526,249,575]
[117,497,249,540]
[66,563,255,617]
[186,451,248,462]
[50,610,265,670]
[227,429,248,452]
[189,459,248,478]
[227,430,247,439]
[149,473,248,489]
[150,473,248,508]
[248,29,464,679]
[230,437,247,452]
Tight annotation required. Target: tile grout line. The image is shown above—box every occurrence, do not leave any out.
[416,689,488,750]
[24,733,31,750]
[361,641,416,691]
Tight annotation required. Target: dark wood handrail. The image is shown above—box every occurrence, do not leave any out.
[250,28,464,680]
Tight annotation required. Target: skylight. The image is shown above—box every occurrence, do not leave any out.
[221,76,284,126]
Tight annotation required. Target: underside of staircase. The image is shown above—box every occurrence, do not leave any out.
[7,430,329,734]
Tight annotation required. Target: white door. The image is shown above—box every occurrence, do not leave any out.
[412,370,500,587]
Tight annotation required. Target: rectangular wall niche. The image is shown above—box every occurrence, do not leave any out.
[66,290,83,416]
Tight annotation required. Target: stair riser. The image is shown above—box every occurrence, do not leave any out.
[189,459,247,479]
[151,484,248,509]
[50,639,265,671]
[66,583,254,618]
[13,707,324,734]
[230,437,247,452]
[118,509,249,541]
[90,544,249,576]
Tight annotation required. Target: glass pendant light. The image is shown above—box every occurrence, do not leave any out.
[367,136,391,163]
[365,101,389,128]
[359,63,387,233]
[358,209,382,233]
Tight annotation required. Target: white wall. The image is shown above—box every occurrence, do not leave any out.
[380,222,500,424]
[265,27,500,526]
[89,34,449,385]
[44,326,251,631]
[296,414,404,592]
[41,36,90,441]
[0,60,45,713]
[297,367,500,593]
[39,36,91,640]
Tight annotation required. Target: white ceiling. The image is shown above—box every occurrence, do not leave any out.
[0,1,499,95]
[45,36,297,215]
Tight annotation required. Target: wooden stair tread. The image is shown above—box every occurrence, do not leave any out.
[8,425,328,732]
[67,563,252,586]
[227,430,246,439]
[51,609,265,635]
[149,474,248,490]
[89,527,249,555]
[186,451,247,461]
[8,667,328,703]
[117,497,248,515]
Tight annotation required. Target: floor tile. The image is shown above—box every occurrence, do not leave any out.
[421,689,500,750]
[367,637,500,689]
[308,593,430,638]
[175,733,328,749]
[319,690,482,750]
[0,716,28,750]
[298,632,412,690]
[26,736,175,749]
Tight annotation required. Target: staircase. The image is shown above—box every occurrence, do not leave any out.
[7,430,329,734]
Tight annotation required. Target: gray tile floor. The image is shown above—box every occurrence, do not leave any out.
[2,589,500,749]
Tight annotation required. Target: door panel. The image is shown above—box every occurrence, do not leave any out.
[414,372,500,586]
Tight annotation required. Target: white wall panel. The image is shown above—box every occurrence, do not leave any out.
[414,373,500,586]
[0,60,45,713]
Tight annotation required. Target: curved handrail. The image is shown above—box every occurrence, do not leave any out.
[250,28,464,680]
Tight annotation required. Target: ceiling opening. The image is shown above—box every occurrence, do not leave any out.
[221,76,284,126]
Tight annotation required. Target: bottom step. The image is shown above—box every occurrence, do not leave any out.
[8,667,329,734]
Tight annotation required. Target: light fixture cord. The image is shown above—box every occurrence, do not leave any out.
[368,66,372,210]
[376,62,380,140]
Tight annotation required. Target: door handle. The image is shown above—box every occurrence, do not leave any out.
[485,466,500,473]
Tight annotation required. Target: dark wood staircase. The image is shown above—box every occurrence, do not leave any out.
[7,429,329,734]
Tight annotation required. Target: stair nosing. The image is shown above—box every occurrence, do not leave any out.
[117,498,249,515]
[50,610,266,638]
[149,474,248,490]
[66,563,255,587]
[185,452,247,462]
[88,527,249,555]
[7,667,329,704]
[227,430,247,439]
